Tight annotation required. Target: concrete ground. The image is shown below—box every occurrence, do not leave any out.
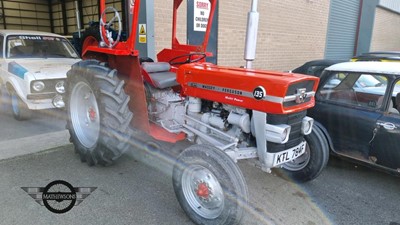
[1,89,400,225]
[0,142,400,225]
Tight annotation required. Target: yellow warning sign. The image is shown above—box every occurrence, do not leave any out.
[139,35,147,43]
[139,24,146,35]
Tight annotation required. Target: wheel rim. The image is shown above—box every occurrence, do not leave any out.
[281,142,311,171]
[11,93,19,116]
[181,165,224,219]
[70,81,100,149]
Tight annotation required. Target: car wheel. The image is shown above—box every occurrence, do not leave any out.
[172,144,248,225]
[277,125,329,183]
[65,60,133,166]
[10,89,31,120]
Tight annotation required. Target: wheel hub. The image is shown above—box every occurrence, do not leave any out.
[181,165,224,219]
[70,81,101,149]
[88,107,97,121]
[195,182,211,200]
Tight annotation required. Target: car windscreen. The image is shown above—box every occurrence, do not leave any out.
[6,35,79,59]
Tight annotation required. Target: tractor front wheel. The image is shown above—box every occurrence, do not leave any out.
[173,145,248,225]
[65,60,133,166]
[278,125,329,182]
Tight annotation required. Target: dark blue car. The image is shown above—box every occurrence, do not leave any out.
[298,61,400,175]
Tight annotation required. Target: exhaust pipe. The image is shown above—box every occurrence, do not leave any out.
[244,0,259,69]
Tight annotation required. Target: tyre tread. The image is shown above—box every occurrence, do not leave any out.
[66,59,133,166]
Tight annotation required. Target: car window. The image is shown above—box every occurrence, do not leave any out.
[392,80,400,114]
[6,35,79,59]
[318,72,388,109]
[306,66,326,76]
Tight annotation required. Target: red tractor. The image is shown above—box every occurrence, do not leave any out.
[65,0,328,224]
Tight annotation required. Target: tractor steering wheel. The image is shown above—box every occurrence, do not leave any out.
[168,53,207,65]
[99,7,122,48]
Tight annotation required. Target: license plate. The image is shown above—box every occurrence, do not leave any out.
[273,141,306,167]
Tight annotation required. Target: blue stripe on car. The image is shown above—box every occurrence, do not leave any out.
[8,62,28,79]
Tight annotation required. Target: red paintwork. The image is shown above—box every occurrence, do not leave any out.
[177,63,319,114]
[79,0,317,143]
[141,68,156,87]
[157,0,216,63]
[82,0,141,58]
[149,124,186,143]
[80,0,219,142]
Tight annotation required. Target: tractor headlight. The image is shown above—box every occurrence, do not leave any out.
[55,81,65,94]
[301,116,314,135]
[32,81,45,92]
[265,124,291,144]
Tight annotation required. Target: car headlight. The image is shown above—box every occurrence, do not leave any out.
[52,95,65,108]
[55,81,65,94]
[32,81,45,92]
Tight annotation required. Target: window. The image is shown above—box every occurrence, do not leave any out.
[6,35,79,59]
[0,35,3,57]
[391,80,400,114]
[318,72,387,109]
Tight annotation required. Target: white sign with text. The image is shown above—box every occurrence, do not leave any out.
[193,0,210,32]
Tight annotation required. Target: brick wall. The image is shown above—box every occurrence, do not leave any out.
[154,0,330,71]
[370,7,400,51]
[154,0,187,57]
[219,0,330,70]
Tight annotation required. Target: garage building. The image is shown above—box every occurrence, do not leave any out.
[0,0,398,70]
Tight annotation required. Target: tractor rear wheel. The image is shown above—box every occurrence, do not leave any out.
[65,60,133,166]
[172,145,248,225]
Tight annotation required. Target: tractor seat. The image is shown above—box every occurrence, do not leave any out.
[142,62,178,89]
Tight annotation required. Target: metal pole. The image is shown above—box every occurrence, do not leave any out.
[75,1,81,38]
[1,0,7,29]
[244,0,259,69]
[47,0,54,33]
[61,0,68,35]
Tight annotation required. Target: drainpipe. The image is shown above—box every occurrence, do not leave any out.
[353,0,363,56]
[74,1,82,38]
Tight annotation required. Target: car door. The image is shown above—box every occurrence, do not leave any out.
[309,71,388,159]
[370,79,400,170]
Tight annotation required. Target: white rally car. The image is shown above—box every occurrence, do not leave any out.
[0,30,81,120]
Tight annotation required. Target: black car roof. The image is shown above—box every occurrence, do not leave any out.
[292,59,346,76]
